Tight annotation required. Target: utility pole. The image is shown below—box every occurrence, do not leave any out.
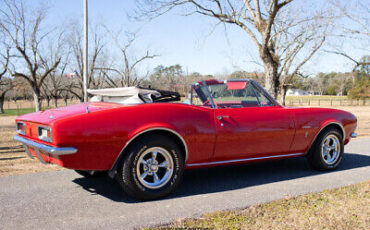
[83,0,88,102]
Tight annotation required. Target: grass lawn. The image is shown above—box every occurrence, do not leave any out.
[285,95,348,100]
[152,181,370,230]
[0,108,48,116]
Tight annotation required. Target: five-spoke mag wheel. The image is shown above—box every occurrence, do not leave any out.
[136,147,174,189]
[117,134,185,200]
[307,127,344,170]
[321,134,340,165]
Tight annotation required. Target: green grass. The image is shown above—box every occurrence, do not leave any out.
[151,181,370,230]
[285,95,348,100]
[0,108,39,116]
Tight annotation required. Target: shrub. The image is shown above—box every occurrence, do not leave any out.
[348,77,370,99]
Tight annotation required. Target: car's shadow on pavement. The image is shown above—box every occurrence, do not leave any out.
[72,152,370,203]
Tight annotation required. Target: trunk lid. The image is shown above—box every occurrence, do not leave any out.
[16,102,125,125]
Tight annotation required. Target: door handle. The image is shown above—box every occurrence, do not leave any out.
[216,115,230,120]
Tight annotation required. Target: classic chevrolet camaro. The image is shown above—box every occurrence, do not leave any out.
[14,79,357,200]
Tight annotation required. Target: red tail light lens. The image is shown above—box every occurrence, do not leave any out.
[16,122,26,135]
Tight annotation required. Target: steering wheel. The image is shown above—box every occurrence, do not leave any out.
[202,99,210,106]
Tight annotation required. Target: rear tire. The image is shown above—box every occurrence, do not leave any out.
[74,170,108,178]
[117,134,185,200]
[307,127,344,171]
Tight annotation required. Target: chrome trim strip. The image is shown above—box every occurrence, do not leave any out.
[313,122,345,142]
[110,127,189,171]
[14,135,77,155]
[350,132,357,138]
[186,152,304,167]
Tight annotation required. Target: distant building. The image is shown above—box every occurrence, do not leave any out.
[308,91,321,96]
[286,89,309,96]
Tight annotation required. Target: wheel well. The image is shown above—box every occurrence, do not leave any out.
[129,129,187,161]
[306,122,344,156]
[321,123,344,139]
[109,129,187,177]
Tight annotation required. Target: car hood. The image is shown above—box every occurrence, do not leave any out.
[16,102,126,125]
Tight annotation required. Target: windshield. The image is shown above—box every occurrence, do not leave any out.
[191,80,275,108]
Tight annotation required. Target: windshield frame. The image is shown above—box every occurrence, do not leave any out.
[190,79,281,108]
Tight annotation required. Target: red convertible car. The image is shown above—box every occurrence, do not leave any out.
[14,79,357,200]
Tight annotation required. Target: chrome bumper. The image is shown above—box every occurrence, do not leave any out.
[350,132,358,138]
[14,135,77,164]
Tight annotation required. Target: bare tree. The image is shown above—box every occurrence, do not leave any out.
[41,61,69,108]
[273,7,327,104]
[336,0,369,37]
[138,0,331,99]
[0,47,12,113]
[314,73,326,96]
[334,73,352,96]
[67,22,105,101]
[97,30,158,88]
[324,0,369,71]
[0,0,63,111]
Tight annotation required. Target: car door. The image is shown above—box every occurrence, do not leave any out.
[211,83,295,162]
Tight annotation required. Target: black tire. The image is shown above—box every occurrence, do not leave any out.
[74,170,108,178]
[307,127,344,171]
[117,134,185,200]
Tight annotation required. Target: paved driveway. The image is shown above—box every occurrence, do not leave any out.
[1,138,369,230]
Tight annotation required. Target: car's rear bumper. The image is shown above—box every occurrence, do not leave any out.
[14,135,77,164]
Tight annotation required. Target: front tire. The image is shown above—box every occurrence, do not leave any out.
[307,127,344,171]
[117,134,185,200]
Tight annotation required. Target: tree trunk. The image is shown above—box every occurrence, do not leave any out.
[46,97,50,108]
[0,93,5,114]
[280,85,288,106]
[263,58,280,99]
[64,97,68,106]
[32,89,42,112]
[53,96,58,108]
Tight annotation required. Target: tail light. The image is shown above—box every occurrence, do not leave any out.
[38,126,52,142]
[16,122,26,135]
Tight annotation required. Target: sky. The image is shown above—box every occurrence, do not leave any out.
[27,0,369,76]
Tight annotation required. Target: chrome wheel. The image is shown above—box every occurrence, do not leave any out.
[321,134,341,165]
[136,147,174,189]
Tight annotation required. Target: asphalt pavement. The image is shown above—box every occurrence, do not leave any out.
[0,138,369,230]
